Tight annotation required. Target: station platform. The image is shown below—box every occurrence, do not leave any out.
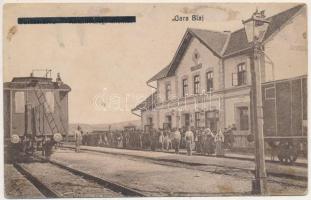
[62,145,307,179]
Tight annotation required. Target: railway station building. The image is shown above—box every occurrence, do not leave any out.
[132,5,307,149]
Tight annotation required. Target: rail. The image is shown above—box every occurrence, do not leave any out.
[13,163,61,198]
[48,159,146,197]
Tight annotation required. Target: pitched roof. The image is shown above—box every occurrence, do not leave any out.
[147,65,170,83]
[189,28,230,56]
[132,92,157,111]
[166,28,230,76]
[223,4,304,56]
[148,4,304,82]
[148,29,230,83]
[3,76,71,91]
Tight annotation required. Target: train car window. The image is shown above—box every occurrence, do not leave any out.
[15,91,25,113]
[45,91,54,113]
[265,87,276,100]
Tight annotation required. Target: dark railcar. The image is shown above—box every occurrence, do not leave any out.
[4,72,71,161]
[262,75,307,163]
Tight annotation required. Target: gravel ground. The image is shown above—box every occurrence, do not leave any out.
[4,164,44,198]
[52,149,251,196]
[20,162,123,198]
[71,145,307,178]
[50,149,307,196]
[85,149,308,190]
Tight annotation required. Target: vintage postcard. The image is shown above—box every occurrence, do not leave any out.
[2,2,308,198]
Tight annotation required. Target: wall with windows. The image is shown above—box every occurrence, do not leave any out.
[174,37,221,98]
[157,109,177,130]
[223,55,251,89]
[154,97,222,130]
[224,92,252,148]
[141,109,159,130]
[157,76,176,103]
[224,92,250,132]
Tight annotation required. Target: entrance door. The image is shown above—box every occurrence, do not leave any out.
[166,115,172,129]
[148,117,153,127]
[184,113,190,128]
[205,111,218,132]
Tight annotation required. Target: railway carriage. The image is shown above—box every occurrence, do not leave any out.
[261,75,307,164]
[4,71,71,161]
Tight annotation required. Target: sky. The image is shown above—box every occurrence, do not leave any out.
[3,3,300,124]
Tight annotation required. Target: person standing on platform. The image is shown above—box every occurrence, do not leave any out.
[138,130,143,149]
[215,129,225,157]
[185,126,194,156]
[201,128,208,155]
[172,128,181,153]
[163,130,169,151]
[74,125,83,153]
[122,131,127,148]
[158,129,164,151]
[167,129,173,151]
[150,128,157,151]
[206,128,215,155]
[194,128,202,153]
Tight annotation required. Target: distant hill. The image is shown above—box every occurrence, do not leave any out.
[69,120,141,134]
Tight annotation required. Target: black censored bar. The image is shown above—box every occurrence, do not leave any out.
[18,16,136,24]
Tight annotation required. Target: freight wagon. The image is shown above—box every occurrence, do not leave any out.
[4,71,71,161]
[262,75,307,164]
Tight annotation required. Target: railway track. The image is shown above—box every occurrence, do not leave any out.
[13,159,145,198]
[13,163,60,198]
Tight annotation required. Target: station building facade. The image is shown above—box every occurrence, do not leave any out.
[132,5,307,148]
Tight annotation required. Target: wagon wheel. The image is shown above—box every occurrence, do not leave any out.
[278,142,298,164]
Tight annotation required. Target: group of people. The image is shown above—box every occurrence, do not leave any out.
[182,126,226,156]
[73,125,235,157]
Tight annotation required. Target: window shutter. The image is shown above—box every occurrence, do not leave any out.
[232,73,238,86]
